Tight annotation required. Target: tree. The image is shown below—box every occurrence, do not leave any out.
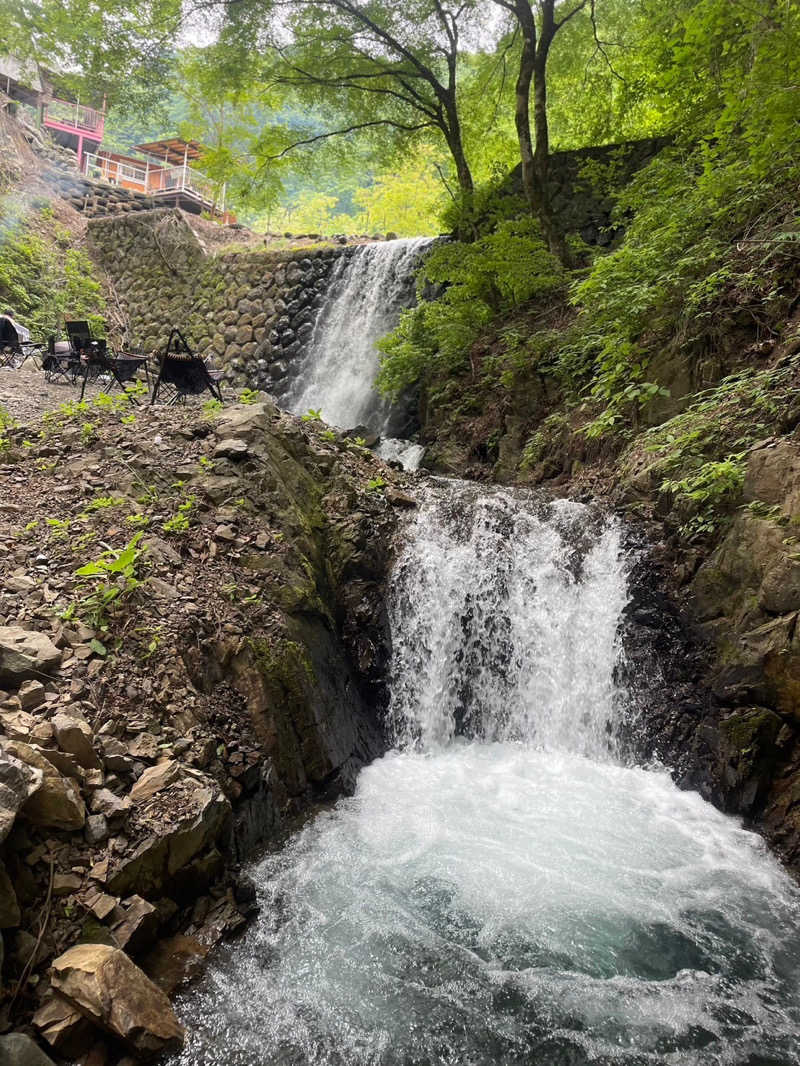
[490,0,592,262]
[216,0,497,205]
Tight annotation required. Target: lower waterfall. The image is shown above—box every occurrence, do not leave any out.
[175,481,800,1066]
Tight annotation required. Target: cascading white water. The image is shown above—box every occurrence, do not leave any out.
[175,481,800,1066]
[284,238,433,433]
[387,482,627,753]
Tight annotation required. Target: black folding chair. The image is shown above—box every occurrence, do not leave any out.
[65,321,144,403]
[77,342,143,404]
[151,330,224,406]
[0,316,20,369]
[42,336,81,384]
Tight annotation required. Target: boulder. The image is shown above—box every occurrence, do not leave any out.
[129,760,181,804]
[0,748,42,841]
[111,895,159,954]
[33,993,96,1058]
[85,813,110,845]
[50,944,185,1057]
[0,1033,58,1066]
[127,733,158,761]
[0,627,61,685]
[52,714,101,770]
[108,785,230,898]
[743,441,800,517]
[18,680,46,712]
[90,789,130,828]
[2,741,85,831]
[0,710,38,742]
[214,400,277,443]
[213,437,249,461]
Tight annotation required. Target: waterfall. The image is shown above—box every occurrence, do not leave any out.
[283,237,433,433]
[387,482,627,753]
[174,481,800,1066]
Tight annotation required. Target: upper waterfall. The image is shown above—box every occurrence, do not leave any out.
[283,237,433,432]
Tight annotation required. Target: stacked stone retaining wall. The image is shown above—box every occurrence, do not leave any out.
[47,167,161,219]
[87,209,349,393]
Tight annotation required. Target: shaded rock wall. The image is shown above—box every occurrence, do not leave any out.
[87,209,346,396]
[507,136,673,246]
[0,394,413,1051]
[623,441,800,875]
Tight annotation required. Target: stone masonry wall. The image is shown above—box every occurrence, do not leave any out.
[508,136,673,246]
[87,209,348,394]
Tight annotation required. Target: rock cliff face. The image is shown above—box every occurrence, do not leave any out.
[625,441,800,873]
[0,394,415,1058]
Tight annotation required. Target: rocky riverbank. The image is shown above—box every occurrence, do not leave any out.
[0,393,417,1062]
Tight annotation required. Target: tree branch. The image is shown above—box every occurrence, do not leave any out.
[265,119,435,160]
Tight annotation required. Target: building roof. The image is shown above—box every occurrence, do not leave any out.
[133,138,205,164]
[98,149,149,167]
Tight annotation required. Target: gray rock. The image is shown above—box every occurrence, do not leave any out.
[0,1033,57,1066]
[213,438,250,461]
[0,627,61,685]
[90,789,130,825]
[85,813,109,844]
[0,749,43,841]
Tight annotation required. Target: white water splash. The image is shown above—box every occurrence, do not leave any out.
[284,238,433,431]
[388,481,627,753]
[174,481,800,1066]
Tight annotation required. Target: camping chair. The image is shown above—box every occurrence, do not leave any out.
[150,330,224,406]
[76,341,143,404]
[65,321,145,403]
[0,316,20,369]
[16,340,46,369]
[42,336,81,384]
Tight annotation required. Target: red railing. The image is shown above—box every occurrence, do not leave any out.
[44,98,104,137]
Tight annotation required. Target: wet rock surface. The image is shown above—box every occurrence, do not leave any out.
[619,442,800,876]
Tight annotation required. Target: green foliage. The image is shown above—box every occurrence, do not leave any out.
[163,494,197,534]
[0,202,105,336]
[84,496,124,512]
[73,533,146,629]
[661,455,746,539]
[365,475,386,492]
[238,388,260,405]
[301,408,322,422]
[378,219,564,396]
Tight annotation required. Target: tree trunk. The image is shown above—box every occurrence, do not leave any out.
[532,2,571,264]
[511,0,572,266]
[441,89,475,239]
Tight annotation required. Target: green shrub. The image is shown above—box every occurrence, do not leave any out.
[378,218,564,397]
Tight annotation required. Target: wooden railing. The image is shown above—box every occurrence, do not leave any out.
[83,153,224,211]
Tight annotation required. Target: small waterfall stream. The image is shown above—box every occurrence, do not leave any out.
[283,237,433,435]
[175,481,800,1066]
